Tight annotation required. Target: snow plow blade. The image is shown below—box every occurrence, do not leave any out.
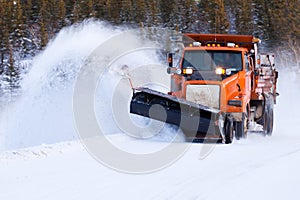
[130,88,224,140]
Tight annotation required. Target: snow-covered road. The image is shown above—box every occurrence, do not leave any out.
[1,131,299,200]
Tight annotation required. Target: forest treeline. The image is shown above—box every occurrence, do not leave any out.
[0,0,299,88]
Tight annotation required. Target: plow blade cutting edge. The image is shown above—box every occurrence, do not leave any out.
[130,88,225,141]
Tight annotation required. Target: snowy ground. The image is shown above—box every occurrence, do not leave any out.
[1,70,299,200]
[1,21,299,199]
[1,131,299,200]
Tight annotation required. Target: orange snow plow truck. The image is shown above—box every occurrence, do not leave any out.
[130,34,279,143]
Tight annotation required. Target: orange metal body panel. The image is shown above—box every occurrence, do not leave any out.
[184,34,258,52]
[184,33,255,44]
[171,44,253,114]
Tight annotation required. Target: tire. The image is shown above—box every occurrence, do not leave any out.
[266,106,274,136]
[234,113,248,140]
[256,94,267,127]
[224,116,234,144]
[261,102,274,136]
[262,108,268,136]
[235,121,244,140]
[257,94,274,136]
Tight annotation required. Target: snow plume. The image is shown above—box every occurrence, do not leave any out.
[0,20,118,150]
[274,68,300,138]
[0,20,180,150]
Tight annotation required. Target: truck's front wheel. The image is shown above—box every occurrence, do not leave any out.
[234,113,248,140]
[224,115,234,144]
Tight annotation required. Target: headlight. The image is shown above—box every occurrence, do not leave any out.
[183,68,193,75]
[215,67,226,75]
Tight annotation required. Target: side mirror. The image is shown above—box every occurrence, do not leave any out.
[167,53,173,67]
[167,52,181,74]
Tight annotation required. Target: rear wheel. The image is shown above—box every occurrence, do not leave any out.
[267,106,274,135]
[262,105,273,136]
[259,97,274,136]
[257,95,274,136]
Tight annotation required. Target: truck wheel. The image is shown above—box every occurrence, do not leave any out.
[266,106,274,136]
[234,113,248,140]
[235,122,244,140]
[257,103,269,136]
[261,103,274,136]
[224,116,234,144]
[258,94,274,136]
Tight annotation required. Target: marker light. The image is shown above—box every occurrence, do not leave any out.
[215,67,226,75]
[183,68,193,75]
[193,42,201,46]
[252,38,261,43]
[227,42,235,47]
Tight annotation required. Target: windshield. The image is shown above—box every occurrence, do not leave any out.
[182,50,242,72]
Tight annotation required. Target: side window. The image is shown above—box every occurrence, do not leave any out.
[244,54,250,72]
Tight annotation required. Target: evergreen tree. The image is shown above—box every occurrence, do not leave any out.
[58,0,66,27]
[159,0,176,28]
[109,0,122,24]
[234,0,254,35]
[173,0,198,32]
[252,0,275,49]
[199,0,230,34]
[215,0,230,33]
[134,0,147,24]
[145,0,160,26]
[39,0,49,48]
[120,0,134,23]
[281,0,300,68]
[0,1,5,70]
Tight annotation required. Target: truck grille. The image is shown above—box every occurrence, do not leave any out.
[186,84,220,109]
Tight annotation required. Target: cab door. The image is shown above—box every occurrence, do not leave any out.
[244,54,252,96]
